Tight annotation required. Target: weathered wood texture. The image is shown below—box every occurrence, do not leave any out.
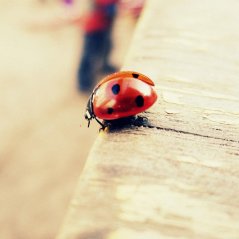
[57,0,239,238]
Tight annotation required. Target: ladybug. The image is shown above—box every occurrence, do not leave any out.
[85,71,157,129]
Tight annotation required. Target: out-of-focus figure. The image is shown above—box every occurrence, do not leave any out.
[58,0,145,93]
[120,0,145,18]
[78,0,119,92]
[63,0,74,5]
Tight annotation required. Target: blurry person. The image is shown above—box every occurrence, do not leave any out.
[63,0,74,5]
[78,0,119,92]
[120,0,145,18]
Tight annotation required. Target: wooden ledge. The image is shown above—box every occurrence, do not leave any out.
[57,0,239,238]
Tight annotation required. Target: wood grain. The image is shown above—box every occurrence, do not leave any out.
[57,0,239,238]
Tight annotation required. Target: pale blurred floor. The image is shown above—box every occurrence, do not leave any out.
[0,1,136,239]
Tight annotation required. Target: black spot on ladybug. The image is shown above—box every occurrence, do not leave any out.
[112,84,120,95]
[107,108,114,114]
[132,73,139,78]
[135,95,144,107]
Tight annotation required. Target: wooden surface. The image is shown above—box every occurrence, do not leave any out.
[57,0,239,238]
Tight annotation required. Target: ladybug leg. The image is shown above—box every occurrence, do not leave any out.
[99,126,106,132]
[95,117,107,131]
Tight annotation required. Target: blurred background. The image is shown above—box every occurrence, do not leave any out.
[0,0,144,238]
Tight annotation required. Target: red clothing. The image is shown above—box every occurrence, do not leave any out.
[83,0,119,33]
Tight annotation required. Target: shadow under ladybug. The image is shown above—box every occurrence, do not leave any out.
[104,115,151,131]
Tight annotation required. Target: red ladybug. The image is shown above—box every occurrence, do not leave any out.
[85,71,157,128]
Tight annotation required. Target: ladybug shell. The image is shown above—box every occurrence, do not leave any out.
[92,75,157,120]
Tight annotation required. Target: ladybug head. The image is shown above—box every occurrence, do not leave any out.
[85,94,94,127]
[85,92,106,129]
